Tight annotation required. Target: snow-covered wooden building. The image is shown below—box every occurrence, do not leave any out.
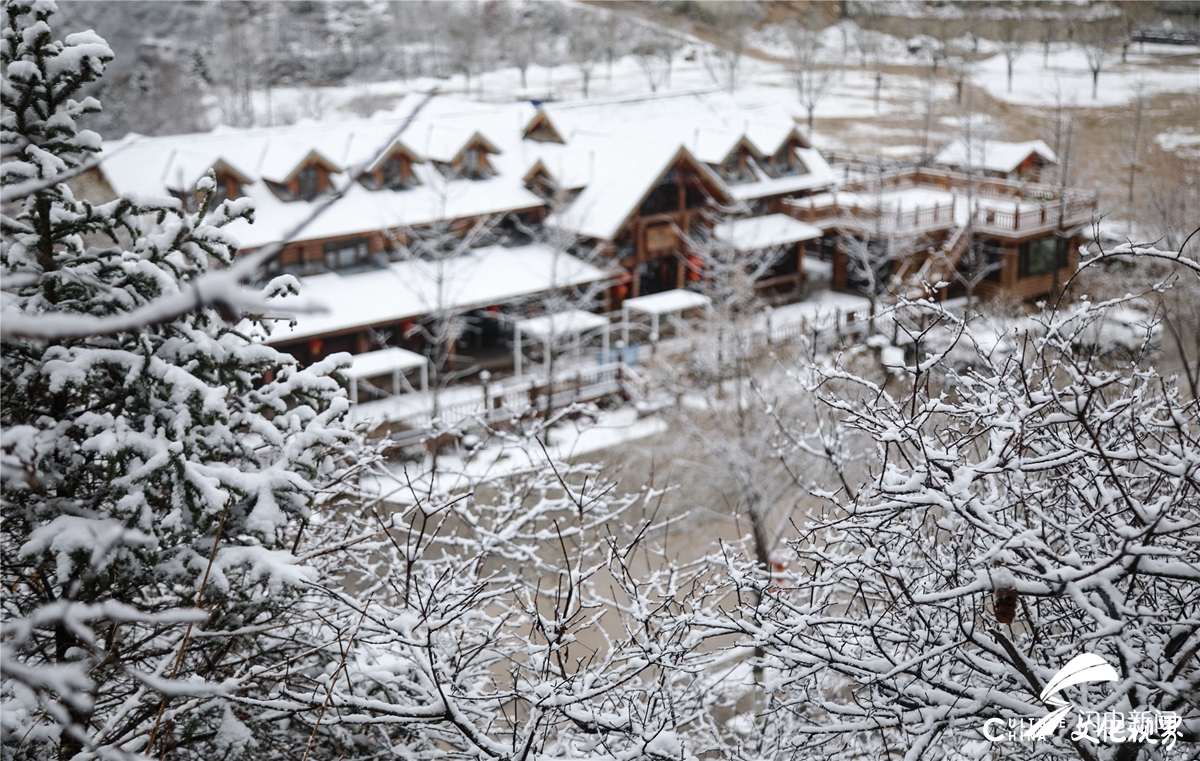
[785,164,1097,302]
[932,138,1058,184]
[88,89,836,371]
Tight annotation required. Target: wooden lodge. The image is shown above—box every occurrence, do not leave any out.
[784,166,1098,302]
[87,89,1099,403]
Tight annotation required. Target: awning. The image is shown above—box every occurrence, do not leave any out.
[515,310,609,342]
[713,214,823,251]
[622,289,711,316]
[346,347,428,379]
[513,310,611,378]
[622,289,711,344]
[345,347,429,404]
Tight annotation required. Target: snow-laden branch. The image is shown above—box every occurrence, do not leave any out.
[1078,227,1200,278]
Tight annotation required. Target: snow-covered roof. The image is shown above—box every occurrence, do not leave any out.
[100,96,545,249]
[933,138,1057,174]
[346,347,427,379]
[530,89,806,156]
[622,289,711,316]
[100,91,837,252]
[713,214,822,250]
[516,310,610,342]
[547,138,726,241]
[728,148,838,202]
[266,243,613,343]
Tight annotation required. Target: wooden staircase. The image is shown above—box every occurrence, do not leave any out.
[892,223,970,300]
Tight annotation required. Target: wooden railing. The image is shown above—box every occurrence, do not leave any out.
[787,193,1097,238]
[788,198,957,232]
[839,166,1064,202]
[970,197,1097,234]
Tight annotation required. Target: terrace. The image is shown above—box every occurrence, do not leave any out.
[784,167,1098,239]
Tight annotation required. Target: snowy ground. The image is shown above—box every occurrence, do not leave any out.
[215,25,1198,147]
[969,42,1200,108]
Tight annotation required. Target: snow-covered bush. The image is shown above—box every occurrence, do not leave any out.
[1,3,365,757]
[693,292,1200,759]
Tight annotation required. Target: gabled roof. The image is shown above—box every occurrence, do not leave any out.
[421,126,501,164]
[728,147,838,202]
[522,111,566,143]
[259,144,342,185]
[160,149,255,193]
[548,138,729,242]
[210,158,254,186]
[98,91,836,254]
[364,138,424,172]
[694,132,761,166]
[933,138,1058,174]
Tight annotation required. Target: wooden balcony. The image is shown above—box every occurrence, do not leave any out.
[784,166,1097,241]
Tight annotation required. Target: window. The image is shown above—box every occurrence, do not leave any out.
[1018,235,1067,278]
[460,147,483,179]
[297,166,321,201]
[462,148,480,172]
[640,184,678,216]
[324,238,371,271]
[721,154,745,183]
[527,172,555,200]
[774,146,805,177]
[381,157,406,189]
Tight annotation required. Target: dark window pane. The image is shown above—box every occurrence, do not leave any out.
[1019,236,1061,278]
[298,167,320,200]
[382,158,404,189]
[324,238,370,271]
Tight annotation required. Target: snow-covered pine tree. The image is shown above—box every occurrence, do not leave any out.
[1,2,363,757]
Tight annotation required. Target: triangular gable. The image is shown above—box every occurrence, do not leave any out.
[210,158,254,187]
[612,146,731,235]
[366,139,425,172]
[718,136,765,166]
[454,131,502,161]
[261,147,343,185]
[523,159,553,185]
[778,127,812,153]
[522,111,566,143]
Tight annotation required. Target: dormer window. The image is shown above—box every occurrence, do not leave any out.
[459,147,492,180]
[526,170,555,200]
[381,157,406,189]
[720,152,757,184]
[297,166,321,200]
[773,145,807,177]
